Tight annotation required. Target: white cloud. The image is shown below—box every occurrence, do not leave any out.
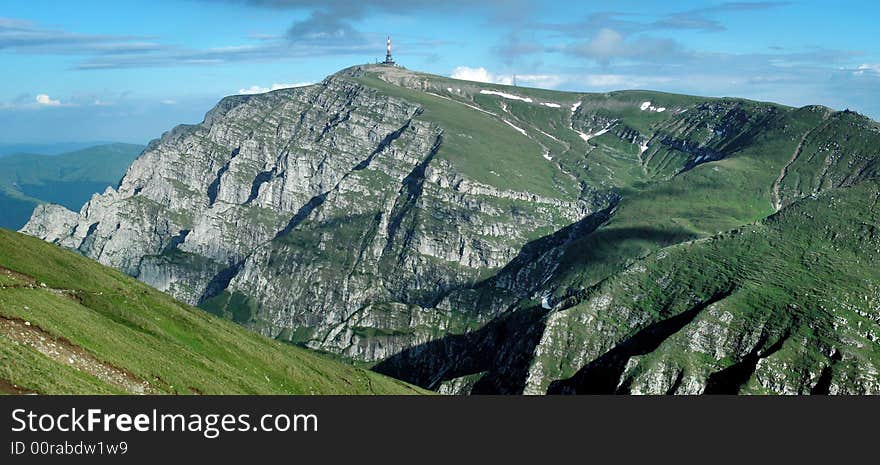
[583,28,625,59]
[453,66,656,91]
[855,64,880,76]
[237,82,312,95]
[35,94,61,106]
[450,66,568,89]
[564,28,683,65]
[450,66,513,85]
[160,99,178,105]
[238,85,271,95]
[516,74,564,88]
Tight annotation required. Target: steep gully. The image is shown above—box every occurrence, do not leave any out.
[197,116,430,305]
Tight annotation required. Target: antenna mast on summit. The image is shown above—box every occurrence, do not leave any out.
[383,35,395,65]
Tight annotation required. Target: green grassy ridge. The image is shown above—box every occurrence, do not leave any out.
[352,67,816,210]
[539,103,835,294]
[355,68,645,200]
[352,74,572,200]
[778,109,880,207]
[0,143,143,230]
[339,67,879,393]
[537,180,880,394]
[343,68,877,348]
[352,66,808,193]
[348,68,787,295]
[0,229,427,395]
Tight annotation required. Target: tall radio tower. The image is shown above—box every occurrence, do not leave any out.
[383,35,395,65]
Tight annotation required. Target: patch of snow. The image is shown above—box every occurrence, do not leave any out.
[466,104,496,116]
[541,102,562,108]
[447,87,453,92]
[536,128,563,144]
[503,119,528,136]
[543,151,553,161]
[640,101,667,113]
[541,295,552,310]
[480,89,533,103]
[639,141,649,154]
[571,101,582,112]
[579,127,611,143]
[426,92,498,116]
[460,101,497,116]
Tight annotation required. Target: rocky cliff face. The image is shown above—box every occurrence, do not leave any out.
[23,66,593,362]
[23,65,880,394]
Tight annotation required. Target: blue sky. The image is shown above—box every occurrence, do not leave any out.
[1,0,879,144]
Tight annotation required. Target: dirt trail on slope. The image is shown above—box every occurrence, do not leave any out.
[772,111,831,211]
[0,377,37,394]
[0,266,37,287]
[0,316,155,394]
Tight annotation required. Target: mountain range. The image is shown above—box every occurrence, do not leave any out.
[17,64,880,394]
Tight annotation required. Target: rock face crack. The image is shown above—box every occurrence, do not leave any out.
[809,349,842,395]
[547,288,735,394]
[273,192,330,240]
[246,169,276,204]
[372,305,552,393]
[201,117,423,303]
[703,329,792,394]
[198,260,245,304]
[383,132,443,256]
[162,229,190,254]
[207,147,240,206]
[354,117,416,171]
[772,110,831,211]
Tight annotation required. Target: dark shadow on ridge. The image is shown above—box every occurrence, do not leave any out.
[372,305,552,394]
[547,287,735,395]
[372,208,703,394]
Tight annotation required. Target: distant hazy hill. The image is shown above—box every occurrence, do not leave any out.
[0,141,120,158]
[0,143,143,230]
[0,228,425,394]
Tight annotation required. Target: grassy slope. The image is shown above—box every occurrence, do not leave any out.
[351,68,835,302]
[353,74,576,200]
[338,68,879,393]
[0,143,143,230]
[0,229,426,395]
[550,108,821,291]
[538,180,880,394]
